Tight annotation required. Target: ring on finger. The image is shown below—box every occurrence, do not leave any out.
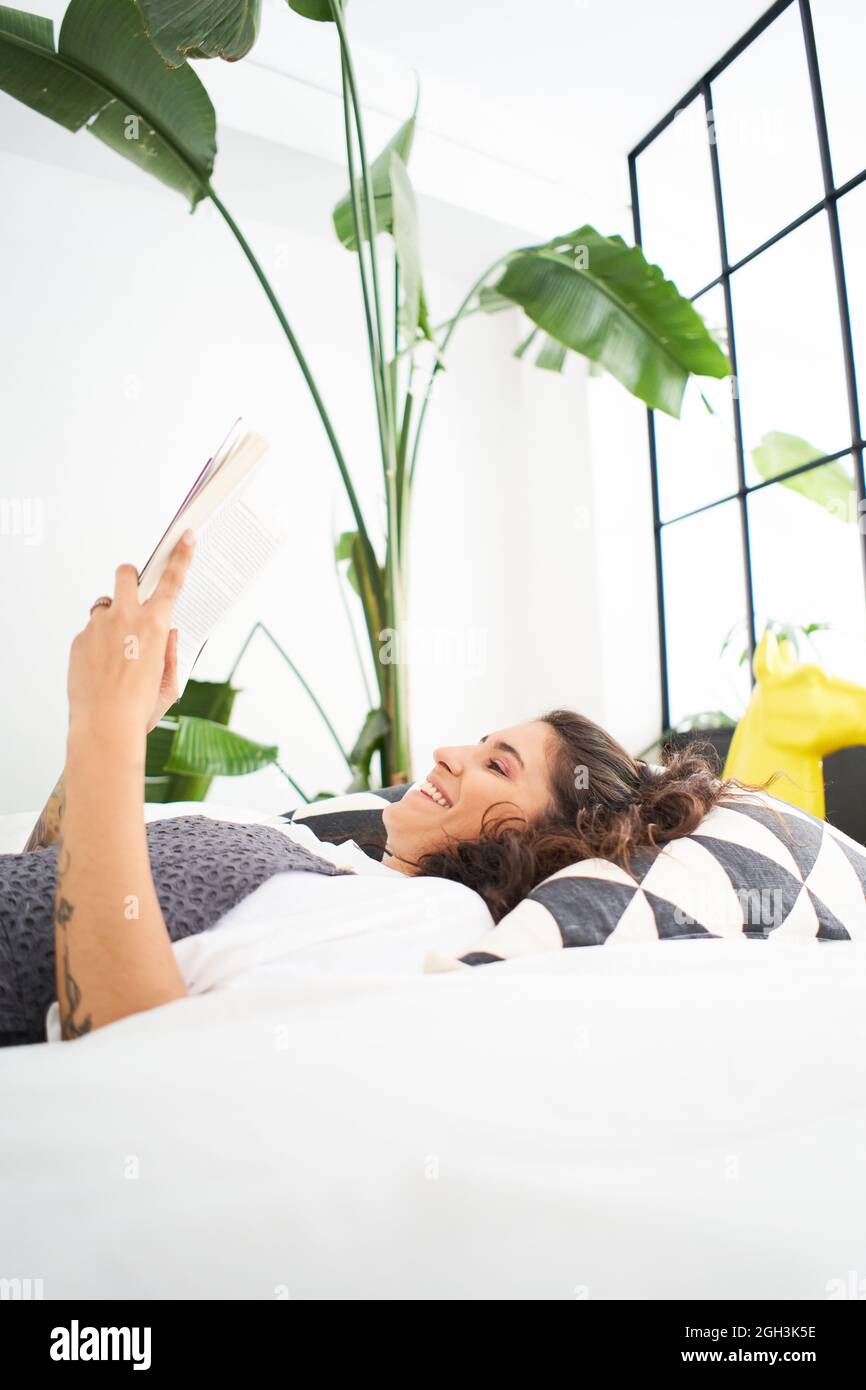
[89,596,113,616]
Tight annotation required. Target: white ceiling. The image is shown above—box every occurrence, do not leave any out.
[239,0,777,235]
[340,0,773,154]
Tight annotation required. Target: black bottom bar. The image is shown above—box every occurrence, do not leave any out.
[4,1297,864,1371]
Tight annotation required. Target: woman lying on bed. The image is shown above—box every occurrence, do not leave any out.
[2,531,744,1048]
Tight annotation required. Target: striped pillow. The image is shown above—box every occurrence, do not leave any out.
[283,785,412,862]
[423,790,866,972]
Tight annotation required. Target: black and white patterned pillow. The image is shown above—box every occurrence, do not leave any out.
[423,790,866,972]
[283,785,412,862]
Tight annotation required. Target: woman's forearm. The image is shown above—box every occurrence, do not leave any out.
[53,531,196,1037]
[54,720,187,1040]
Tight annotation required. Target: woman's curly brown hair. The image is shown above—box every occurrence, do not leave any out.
[413,708,755,923]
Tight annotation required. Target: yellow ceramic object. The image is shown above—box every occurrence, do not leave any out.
[723,630,866,817]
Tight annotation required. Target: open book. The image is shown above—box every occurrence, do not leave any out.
[137,420,284,697]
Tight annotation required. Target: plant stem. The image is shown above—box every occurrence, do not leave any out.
[395,380,413,554]
[227,621,354,774]
[337,50,390,481]
[329,0,395,450]
[330,0,409,779]
[274,763,311,803]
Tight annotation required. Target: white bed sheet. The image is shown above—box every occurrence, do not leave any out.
[2,806,866,1299]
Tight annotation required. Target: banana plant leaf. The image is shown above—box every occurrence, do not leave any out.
[332,115,415,250]
[347,706,389,790]
[144,721,178,803]
[335,529,361,596]
[751,432,855,521]
[164,715,278,777]
[137,0,262,66]
[145,678,239,803]
[332,112,435,351]
[489,226,731,417]
[335,529,386,636]
[0,0,216,207]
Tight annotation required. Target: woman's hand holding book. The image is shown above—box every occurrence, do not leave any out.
[67,531,197,748]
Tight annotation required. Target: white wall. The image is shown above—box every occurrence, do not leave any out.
[585,372,662,756]
[0,103,629,813]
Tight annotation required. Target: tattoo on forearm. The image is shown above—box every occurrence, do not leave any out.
[59,932,92,1041]
[53,835,93,1041]
[24,774,66,852]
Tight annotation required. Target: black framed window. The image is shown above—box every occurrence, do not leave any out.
[628,0,866,732]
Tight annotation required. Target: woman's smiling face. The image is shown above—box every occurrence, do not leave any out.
[382,721,556,872]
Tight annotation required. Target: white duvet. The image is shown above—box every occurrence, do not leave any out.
[2,804,866,1299]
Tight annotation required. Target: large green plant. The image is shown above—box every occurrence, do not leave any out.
[0,0,731,788]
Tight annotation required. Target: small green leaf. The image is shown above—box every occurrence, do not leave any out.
[335,529,386,634]
[348,706,389,784]
[332,114,415,250]
[334,531,355,562]
[335,529,361,597]
[534,336,568,372]
[289,0,348,20]
[418,282,434,339]
[751,431,855,521]
[513,327,539,360]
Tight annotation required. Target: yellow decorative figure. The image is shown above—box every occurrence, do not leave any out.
[723,629,866,818]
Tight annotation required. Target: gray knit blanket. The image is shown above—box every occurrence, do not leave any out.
[0,815,351,1047]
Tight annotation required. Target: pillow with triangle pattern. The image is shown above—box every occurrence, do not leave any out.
[282,784,412,862]
[422,788,866,973]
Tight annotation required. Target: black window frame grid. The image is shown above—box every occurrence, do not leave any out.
[627,0,866,734]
